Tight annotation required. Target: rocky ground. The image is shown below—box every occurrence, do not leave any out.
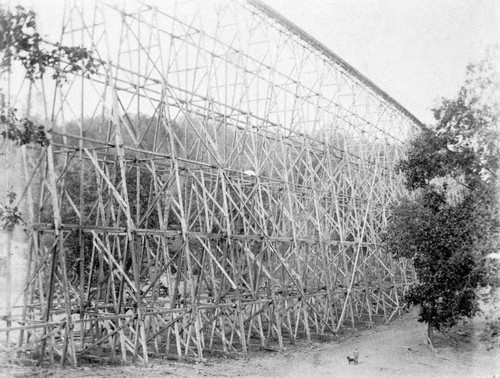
[1,303,499,378]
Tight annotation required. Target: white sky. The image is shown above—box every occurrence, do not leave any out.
[264,0,500,124]
[16,0,500,125]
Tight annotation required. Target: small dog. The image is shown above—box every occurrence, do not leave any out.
[347,348,359,364]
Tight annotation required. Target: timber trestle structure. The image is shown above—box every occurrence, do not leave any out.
[1,0,421,366]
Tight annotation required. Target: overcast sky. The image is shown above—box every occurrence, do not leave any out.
[264,0,499,124]
[23,0,500,125]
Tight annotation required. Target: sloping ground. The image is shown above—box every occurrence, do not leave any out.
[1,305,499,378]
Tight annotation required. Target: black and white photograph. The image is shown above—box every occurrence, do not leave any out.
[0,0,498,376]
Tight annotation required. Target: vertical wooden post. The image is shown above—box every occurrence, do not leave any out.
[4,230,12,352]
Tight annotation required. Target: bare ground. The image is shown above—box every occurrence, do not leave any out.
[1,305,499,378]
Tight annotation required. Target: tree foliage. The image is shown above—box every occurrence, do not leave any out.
[385,49,500,343]
[0,190,23,231]
[398,50,499,191]
[0,4,102,147]
[0,5,100,83]
[0,105,50,147]
[0,4,102,230]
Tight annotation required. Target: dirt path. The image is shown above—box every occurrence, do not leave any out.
[2,307,499,378]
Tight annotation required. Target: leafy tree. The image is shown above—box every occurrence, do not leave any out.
[385,49,500,346]
[1,5,100,83]
[0,190,23,231]
[0,104,49,147]
[0,4,101,146]
[0,3,104,306]
[0,4,101,229]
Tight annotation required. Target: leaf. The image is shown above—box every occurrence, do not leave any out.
[6,190,16,204]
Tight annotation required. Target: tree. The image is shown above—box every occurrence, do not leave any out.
[0,4,101,228]
[0,5,103,312]
[0,4,101,145]
[385,48,500,346]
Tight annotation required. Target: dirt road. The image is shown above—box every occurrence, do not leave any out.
[2,307,499,378]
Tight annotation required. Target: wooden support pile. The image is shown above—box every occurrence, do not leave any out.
[0,0,421,366]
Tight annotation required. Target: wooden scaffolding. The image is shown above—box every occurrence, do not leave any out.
[0,0,421,366]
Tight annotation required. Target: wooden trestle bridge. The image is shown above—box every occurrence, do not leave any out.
[0,0,422,366]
